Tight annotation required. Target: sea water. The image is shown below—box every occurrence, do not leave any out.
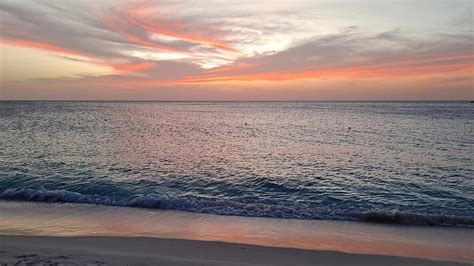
[0,102,473,227]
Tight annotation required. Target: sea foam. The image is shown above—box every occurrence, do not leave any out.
[1,187,473,228]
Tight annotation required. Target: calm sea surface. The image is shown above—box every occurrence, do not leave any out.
[0,102,473,227]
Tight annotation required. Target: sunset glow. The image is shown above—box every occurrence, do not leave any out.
[1,0,473,100]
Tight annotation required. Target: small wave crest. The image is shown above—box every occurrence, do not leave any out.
[1,187,473,228]
[357,211,474,227]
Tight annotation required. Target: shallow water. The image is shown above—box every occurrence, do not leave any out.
[0,102,473,226]
[1,201,472,263]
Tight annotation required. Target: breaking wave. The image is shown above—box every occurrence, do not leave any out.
[1,187,473,228]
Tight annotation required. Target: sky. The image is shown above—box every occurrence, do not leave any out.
[0,0,473,100]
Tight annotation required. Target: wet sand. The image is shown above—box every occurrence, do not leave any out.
[0,201,472,265]
[0,235,469,266]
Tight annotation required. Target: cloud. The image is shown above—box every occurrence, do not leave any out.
[1,0,473,100]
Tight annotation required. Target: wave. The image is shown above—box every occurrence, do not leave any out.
[1,187,473,228]
[356,211,474,227]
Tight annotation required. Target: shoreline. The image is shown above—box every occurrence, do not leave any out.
[1,200,473,264]
[2,188,472,228]
[0,235,469,266]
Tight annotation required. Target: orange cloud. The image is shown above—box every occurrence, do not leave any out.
[111,62,155,72]
[101,1,237,53]
[127,16,238,52]
[99,12,185,53]
[354,64,473,78]
[0,37,156,74]
[102,54,473,87]
[0,37,86,59]
[352,54,474,71]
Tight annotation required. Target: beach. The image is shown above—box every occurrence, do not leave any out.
[1,102,473,265]
[1,200,472,265]
[0,235,469,266]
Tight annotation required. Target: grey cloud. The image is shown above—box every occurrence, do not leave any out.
[230,26,473,76]
[0,1,127,59]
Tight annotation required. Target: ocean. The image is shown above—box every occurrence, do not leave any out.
[1,101,473,227]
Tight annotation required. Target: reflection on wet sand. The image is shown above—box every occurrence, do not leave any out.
[0,201,472,263]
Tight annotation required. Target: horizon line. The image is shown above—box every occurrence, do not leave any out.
[1,100,472,103]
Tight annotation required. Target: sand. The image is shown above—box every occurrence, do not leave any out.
[0,235,470,266]
[1,201,472,265]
